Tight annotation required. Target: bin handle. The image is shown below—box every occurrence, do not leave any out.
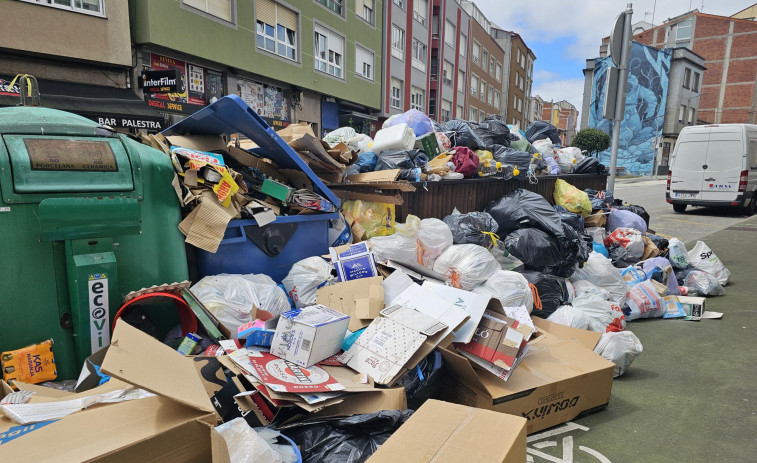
[218,223,248,246]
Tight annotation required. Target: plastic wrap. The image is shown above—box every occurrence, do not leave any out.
[442,210,499,246]
[323,127,358,147]
[543,154,561,175]
[215,419,286,463]
[570,252,627,306]
[475,270,534,313]
[667,238,689,269]
[521,271,570,319]
[488,241,525,271]
[383,108,434,137]
[418,218,454,267]
[503,228,562,271]
[485,189,565,239]
[625,279,665,321]
[594,331,643,377]
[687,241,731,286]
[341,200,395,239]
[585,227,606,244]
[191,274,292,336]
[282,257,336,309]
[368,216,421,264]
[684,270,725,296]
[554,179,593,217]
[432,244,500,290]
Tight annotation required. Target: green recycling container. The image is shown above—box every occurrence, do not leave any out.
[0,107,188,380]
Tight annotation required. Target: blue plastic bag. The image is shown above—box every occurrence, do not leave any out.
[593,241,610,257]
[385,109,434,137]
[606,208,647,234]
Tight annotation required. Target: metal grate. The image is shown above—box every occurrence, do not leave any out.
[726,225,757,232]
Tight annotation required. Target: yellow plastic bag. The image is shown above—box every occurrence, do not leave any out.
[342,200,395,239]
[474,150,493,161]
[554,178,592,217]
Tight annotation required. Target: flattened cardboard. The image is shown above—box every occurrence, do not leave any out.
[313,387,407,418]
[276,122,316,143]
[440,329,614,434]
[343,170,401,183]
[316,277,385,331]
[367,399,527,463]
[165,134,227,152]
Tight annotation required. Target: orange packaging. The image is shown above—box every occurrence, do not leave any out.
[1,339,57,385]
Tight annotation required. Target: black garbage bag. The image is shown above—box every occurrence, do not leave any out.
[524,121,561,144]
[554,205,583,231]
[544,223,590,278]
[473,116,511,148]
[395,350,443,410]
[485,189,565,239]
[646,234,669,252]
[375,149,429,180]
[443,119,485,149]
[490,145,531,178]
[521,271,570,319]
[616,204,651,227]
[283,410,413,463]
[344,151,379,177]
[442,211,499,246]
[607,243,640,268]
[503,228,562,271]
[585,189,615,212]
[432,120,445,132]
[573,157,605,174]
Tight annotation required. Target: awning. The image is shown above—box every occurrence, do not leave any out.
[0,76,167,131]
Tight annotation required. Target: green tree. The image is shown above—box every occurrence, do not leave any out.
[571,128,610,158]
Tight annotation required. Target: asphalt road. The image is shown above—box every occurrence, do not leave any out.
[612,177,754,242]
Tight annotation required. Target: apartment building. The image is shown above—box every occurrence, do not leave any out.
[0,0,165,130]
[541,100,578,146]
[529,95,544,126]
[459,1,505,123]
[129,0,383,135]
[491,28,534,129]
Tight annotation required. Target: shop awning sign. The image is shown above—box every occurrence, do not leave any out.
[140,70,179,93]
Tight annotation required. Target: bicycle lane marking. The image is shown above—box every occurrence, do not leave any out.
[526,422,612,463]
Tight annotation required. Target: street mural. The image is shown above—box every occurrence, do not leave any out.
[589,42,671,176]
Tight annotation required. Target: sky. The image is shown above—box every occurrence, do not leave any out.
[475,0,752,125]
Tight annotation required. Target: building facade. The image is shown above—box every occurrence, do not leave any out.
[541,100,578,146]
[129,0,384,135]
[0,0,164,130]
[529,95,544,126]
[460,1,505,123]
[496,30,534,129]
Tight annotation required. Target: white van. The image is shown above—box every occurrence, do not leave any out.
[666,123,757,214]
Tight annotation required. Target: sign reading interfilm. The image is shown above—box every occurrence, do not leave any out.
[88,273,110,353]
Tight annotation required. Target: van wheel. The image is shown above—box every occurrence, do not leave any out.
[673,204,687,213]
[744,196,756,216]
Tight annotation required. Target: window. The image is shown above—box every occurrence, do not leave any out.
[391,78,402,109]
[471,74,479,97]
[518,97,523,112]
[391,25,405,60]
[411,86,425,111]
[457,105,464,119]
[459,35,467,58]
[679,105,686,122]
[457,69,465,94]
[692,72,700,92]
[470,107,478,122]
[441,99,452,123]
[683,68,691,89]
[494,91,500,109]
[473,41,481,64]
[490,57,495,75]
[487,87,493,105]
[413,0,427,25]
[482,49,489,69]
[445,20,455,46]
[516,49,521,67]
[687,107,695,125]
[412,39,427,72]
[515,72,519,89]
[393,0,404,8]
[183,0,233,21]
[676,19,692,41]
[26,0,105,15]
[513,95,518,110]
[519,73,525,91]
[316,0,342,15]
[495,63,502,82]
[480,81,486,101]
[479,111,486,123]
[443,60,454,87]
[314,25,344,77]
[256,1,297,61]
[355,45,374,80]
[357,0,374,24]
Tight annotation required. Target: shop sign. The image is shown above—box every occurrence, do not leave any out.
[145,53,224,114]
[140,70,179,93]
[233,77,290,128]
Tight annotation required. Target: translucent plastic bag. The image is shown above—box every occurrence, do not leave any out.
[570,252,627,306]
[606,208,647,234]
[215,418,293,463]
[556,150,576,173]
[625,279,664,320]
[384,109,434,137]
[282,257,336,308]
[532,139,554,158]
[488,241,525,271]
[604,227,645,261]
[367,215,421,264]
[544,155,561,175]
[667,238,689,270]
[573,280,612,301]
[684,270,725,296]
[585,227,606,244]
[191,273,291,336]
[594,331,643,377]
[548,305,592,330]
[418,218,453,267]
[341,200,395,239]
[433,244,500,290]
[569,294,626,333]
[554,179,592,217]
[687,241,731,286]
[474,270,534,313]
[323,127,357,147]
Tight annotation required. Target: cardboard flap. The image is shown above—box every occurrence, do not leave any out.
[531,318,601,350]
[101,320,215,414]
[439,347,488,392]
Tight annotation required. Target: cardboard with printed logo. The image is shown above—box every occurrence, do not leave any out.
[270,305,350,368]
[440,320,613,434]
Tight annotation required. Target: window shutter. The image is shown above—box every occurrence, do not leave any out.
[207,0,232,21]
[256,0,275,25]
[277,3,297,31]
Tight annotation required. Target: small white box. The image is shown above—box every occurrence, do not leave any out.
[270,305,350,367]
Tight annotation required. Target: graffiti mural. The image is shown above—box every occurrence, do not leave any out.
[589,42,671,176]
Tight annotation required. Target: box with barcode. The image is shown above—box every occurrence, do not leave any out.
[270,304,350,368]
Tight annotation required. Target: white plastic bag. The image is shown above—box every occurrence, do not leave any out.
[684,270,725,296]
[323,126,357,147]
[563,146,585,162]
[687,241,731,285]
[347,133,373,153]
[604,227,645,260]
[282,257,336,308]
[625,279,664,321]
[594,331,643,377]
[433,244,500,290]
[215,418,284,463]
[585,227,606,244]
[548,305,592,330]
[572,279,612,301]
[532,139,554,158]
[667,238,689,269]
[556,149,576,173]
[570,252,627,306]
[368,215,422,264]
[475,270,534,313]
[570,294,627,333]
[418,218,453,267]
[191,274,291,336]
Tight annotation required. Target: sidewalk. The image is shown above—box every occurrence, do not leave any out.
[566,215,757,462]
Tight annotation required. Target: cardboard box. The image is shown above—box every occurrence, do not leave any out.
[0,320,217,462]
[677,296,705,320]
[440,321,614,435]
[260,178,295,203]
[414,132,442,159]
[331,243,379,282]
[456,311,528,372]
[367,399,527,463]
[316,277,385,331]
[270,305,350,368]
